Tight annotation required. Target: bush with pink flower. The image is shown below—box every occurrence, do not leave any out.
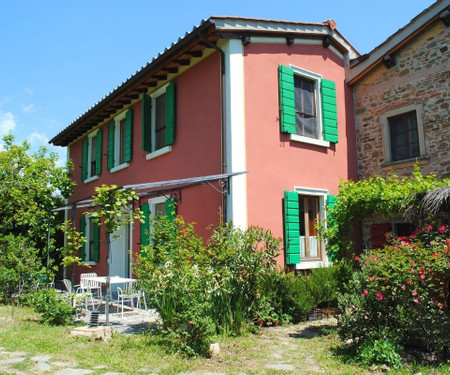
[338,224,449,361]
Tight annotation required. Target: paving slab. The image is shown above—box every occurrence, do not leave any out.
[0,357,25,365]
[265,363,296,371]
[34,362,52,372]
[54,369,93,375]
[31,354,52,362]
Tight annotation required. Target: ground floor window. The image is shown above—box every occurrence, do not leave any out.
[299,196,322,260]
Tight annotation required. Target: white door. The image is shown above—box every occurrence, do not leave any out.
[110,222,131,280]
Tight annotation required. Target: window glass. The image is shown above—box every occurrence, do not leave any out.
[299,196,321,260]
[89,134,97,178]
[388,110,419,161]
[155,94,166,151]
[154,202,166,216]
[294,76,317,139]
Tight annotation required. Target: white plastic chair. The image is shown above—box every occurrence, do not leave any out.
[80,273,102,299]
[117,287,134,317]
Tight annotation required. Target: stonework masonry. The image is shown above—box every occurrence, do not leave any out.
[352,21,450,179]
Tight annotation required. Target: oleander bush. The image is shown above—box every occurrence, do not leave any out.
[338,224,450,364]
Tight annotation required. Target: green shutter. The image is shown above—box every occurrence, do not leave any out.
[107,121,115,170]
[140,203,150,248]
[321,79,338,143]
[92,219,100,262]
[95,129,103,175]
[125,109,133,162]
[81,138,88,180]
[166,199,176,222]
[278,65,296,134]
[79,216,86,261]
[142,93,152,152]
[165,82,175,146]
[284,191,301,264]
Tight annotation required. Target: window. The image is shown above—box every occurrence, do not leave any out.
[80,216,99,263]
[299,196,321,260]
[142,82,176,159]
[279,65,338,146]
[381,104,425,163]
[140,197,176,246]
[284,189,334,267]
[81,129,102,182]
[107,109,133,171]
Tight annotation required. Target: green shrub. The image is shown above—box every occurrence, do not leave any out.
[0,234,42,301]
[357,337,403,368]
[338,224,450,358]
[33,288,74,325]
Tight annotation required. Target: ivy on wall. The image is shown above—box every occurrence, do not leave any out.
[322,167,450,260]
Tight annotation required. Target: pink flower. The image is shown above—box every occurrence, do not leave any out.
[407,279,412,285]
[376,292,384,301]
[393,245,399,249]
[363,290,368,296]
[409,234,416,239]
[418,268,424,274]
[410,261,415,265]
[438,304,444,310]
[354,255,360,261]
[420,274,426,280]
[412,290,418,296]
[427,224,433,231]
[408,269,414,274]
[433,253,439,258]
[438,225,446,234]
[413,298,419,304]
[401,285,406,290]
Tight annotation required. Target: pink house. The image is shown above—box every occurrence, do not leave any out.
[50,17,359,281]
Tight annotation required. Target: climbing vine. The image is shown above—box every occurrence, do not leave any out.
[322,167,450,260]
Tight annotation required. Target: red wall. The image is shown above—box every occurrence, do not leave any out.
[243,43,358,266]
[69,53,223,280]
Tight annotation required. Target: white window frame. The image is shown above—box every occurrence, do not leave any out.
[149,196,167,217]
[380,103,426,164]
[83,216,97,265]
[110,110,130,173]
[146,83,172,160]
[289,66,330,148]
[84,130,99,183]
[293,187,331,270]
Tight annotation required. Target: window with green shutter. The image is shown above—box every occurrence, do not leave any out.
[140,203,150,247]
[278,64,338,144]
[82,129,102,181]
[143,82,176,157]
[284,191,301,265]
[107,109,133,171]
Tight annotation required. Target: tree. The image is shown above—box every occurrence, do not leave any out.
[0,135,74,248]
[0,135,74,300]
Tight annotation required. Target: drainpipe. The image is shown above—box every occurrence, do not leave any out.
[198,32,228,222]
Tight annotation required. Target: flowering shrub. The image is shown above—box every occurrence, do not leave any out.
[338,225,449,360]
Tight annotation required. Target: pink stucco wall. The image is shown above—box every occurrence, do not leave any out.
[243,43,358,266]
[69,53,223,280]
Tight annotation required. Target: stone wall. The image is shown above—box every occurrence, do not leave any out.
[352,21,450,179]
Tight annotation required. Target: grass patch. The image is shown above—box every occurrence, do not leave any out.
[0,305,449,374]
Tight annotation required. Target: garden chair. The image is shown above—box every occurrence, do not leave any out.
[66,278,96,310]
[79,273,103,299]
[124,281,147,310]
[116,287,134,317]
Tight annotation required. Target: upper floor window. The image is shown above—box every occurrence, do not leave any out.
[81,129,102,182]
[142,82,176,159]
[381,104,425,163]
[279,65,338,147]
[107,109,133,172]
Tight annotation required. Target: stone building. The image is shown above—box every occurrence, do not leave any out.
[347,0,450,247]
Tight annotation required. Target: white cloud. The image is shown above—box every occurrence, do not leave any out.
[25,87,33,96]
[22,103,36,114]
[27,131,49,146]
[0,111,16,137]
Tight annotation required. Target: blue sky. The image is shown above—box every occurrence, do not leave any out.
[0,0,435,164]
